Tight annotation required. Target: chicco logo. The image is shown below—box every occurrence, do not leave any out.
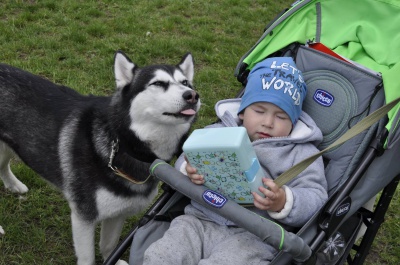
[313,89,334,107]
[336,203,350,216]
[202,190,227,208]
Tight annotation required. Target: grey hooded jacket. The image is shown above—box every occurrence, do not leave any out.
[175,99,328,228]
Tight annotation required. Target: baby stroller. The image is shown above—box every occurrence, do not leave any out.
[104,0,400,264]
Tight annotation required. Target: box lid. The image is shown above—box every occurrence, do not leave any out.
[183,127,247,151]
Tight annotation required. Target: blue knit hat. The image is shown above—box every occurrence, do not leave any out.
[238,57,307,125]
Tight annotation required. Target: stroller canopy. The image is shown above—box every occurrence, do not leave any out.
[236,0,400,146]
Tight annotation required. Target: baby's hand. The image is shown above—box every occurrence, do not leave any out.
[252,178,286,212]
[184,156,205,185]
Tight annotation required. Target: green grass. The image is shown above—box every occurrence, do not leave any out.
[0,1,398,264]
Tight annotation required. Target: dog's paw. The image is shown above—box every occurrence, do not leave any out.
[0,225,4,237]
[115,260,128,265]
[5,179,29,194]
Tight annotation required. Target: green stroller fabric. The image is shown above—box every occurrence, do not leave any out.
[237,0,400,146]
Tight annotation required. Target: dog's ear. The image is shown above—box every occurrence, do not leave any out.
[114,51,136,89]
[178,53,194,83]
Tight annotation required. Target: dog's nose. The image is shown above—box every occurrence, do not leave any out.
[183,90,199,104]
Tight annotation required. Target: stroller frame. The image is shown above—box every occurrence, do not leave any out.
[348,174,399,265]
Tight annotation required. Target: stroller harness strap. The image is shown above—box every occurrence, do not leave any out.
[274,97,400,188]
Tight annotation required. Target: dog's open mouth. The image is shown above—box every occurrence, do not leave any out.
[163,108,197,118]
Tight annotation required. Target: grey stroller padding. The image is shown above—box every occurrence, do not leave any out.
[296,45,385,195]
[302,70,358,146]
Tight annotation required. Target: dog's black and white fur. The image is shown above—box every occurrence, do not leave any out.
[0,51,200,265]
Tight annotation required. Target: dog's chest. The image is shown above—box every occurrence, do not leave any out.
[133,123,190,161]
[95,186,158,220]
[148,137,181,161]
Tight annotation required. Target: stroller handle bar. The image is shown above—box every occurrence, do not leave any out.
[150,159,312,262]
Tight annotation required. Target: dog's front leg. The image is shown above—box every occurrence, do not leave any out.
[99,216,126,262]
[71,211,96,265]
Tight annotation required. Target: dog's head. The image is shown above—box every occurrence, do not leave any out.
[111,51,200,152]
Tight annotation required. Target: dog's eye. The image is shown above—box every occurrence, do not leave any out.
[181,80,189,86]
[151,81,168,88]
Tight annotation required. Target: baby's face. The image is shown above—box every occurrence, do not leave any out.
[239,102,292,141]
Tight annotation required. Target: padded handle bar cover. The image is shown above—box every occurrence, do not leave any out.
[150,159,312,262]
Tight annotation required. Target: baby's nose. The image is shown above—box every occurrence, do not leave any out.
[262,115,274,128]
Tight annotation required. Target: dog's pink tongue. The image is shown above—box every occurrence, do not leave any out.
[181,109,196,115]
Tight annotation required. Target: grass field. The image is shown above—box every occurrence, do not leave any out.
[0,1,398,264]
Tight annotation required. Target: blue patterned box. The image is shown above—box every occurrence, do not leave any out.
[182,127,264,204]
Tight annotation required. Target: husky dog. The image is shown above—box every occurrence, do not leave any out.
[0,51,200,265]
